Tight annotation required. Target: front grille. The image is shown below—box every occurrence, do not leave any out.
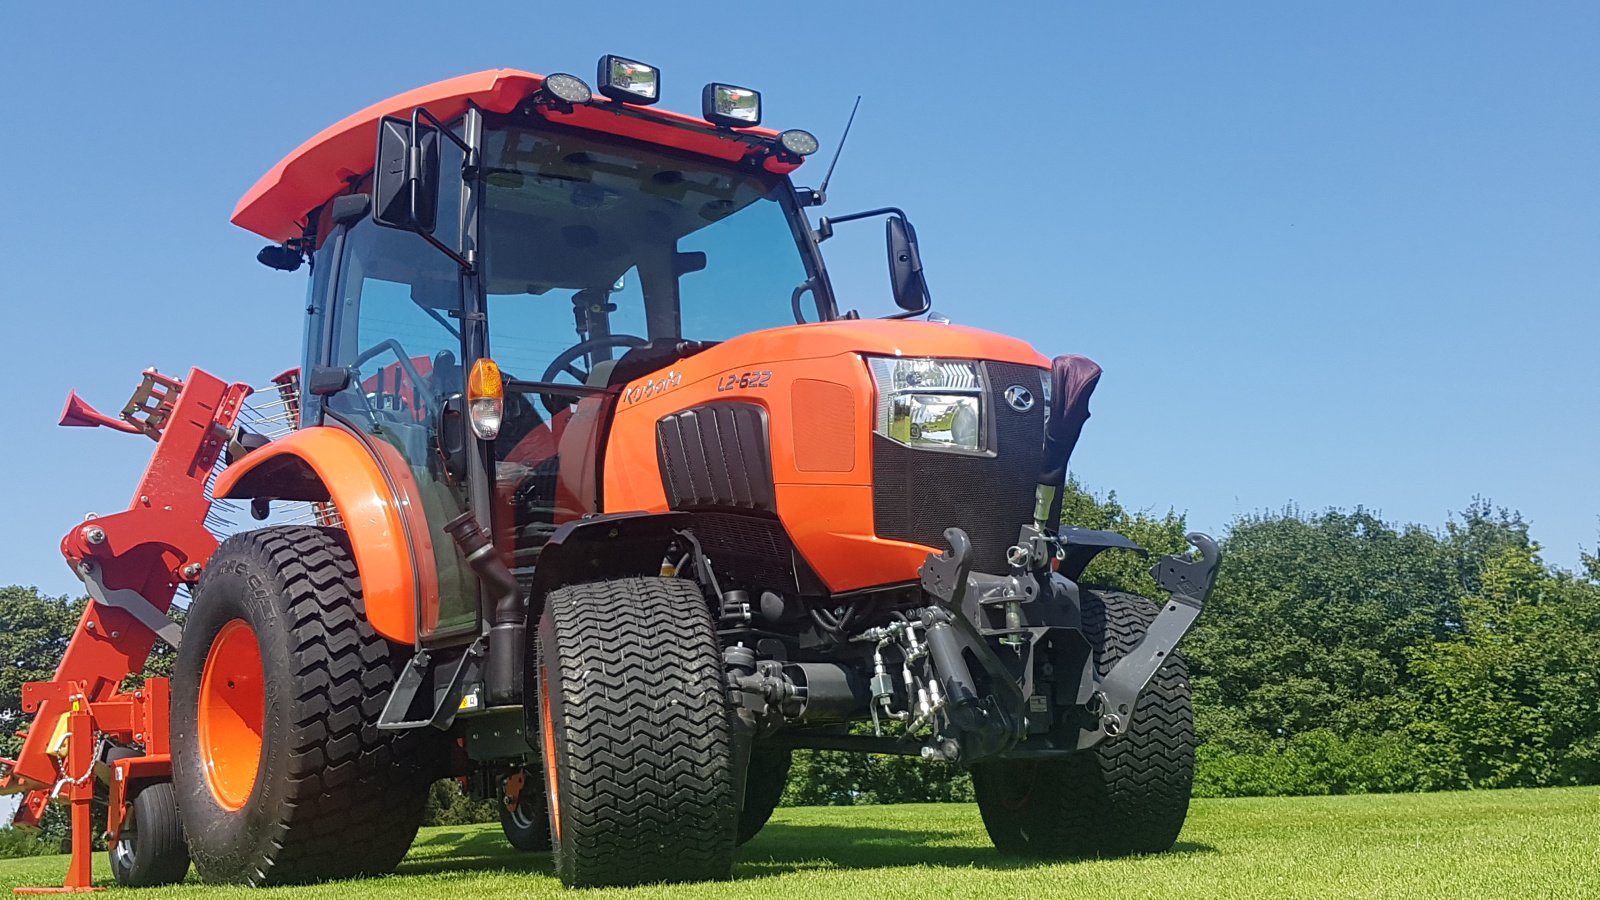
[872,361,1045,574]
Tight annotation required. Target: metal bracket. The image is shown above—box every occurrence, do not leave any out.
[77,560,183,649]
[1085,532,1220,746]
[918,527,976,609]
[377,641,484,731]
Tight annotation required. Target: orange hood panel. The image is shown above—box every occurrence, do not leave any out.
[602,319,1050,593]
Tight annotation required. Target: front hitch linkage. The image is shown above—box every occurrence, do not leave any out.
[1085,532,1221,744]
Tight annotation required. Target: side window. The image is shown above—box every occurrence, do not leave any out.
[326,216,480,640]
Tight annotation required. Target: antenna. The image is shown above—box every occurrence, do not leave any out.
[817,95,862,202]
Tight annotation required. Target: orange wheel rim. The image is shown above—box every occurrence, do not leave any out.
[198,618,265,811]
[541,672,562,842]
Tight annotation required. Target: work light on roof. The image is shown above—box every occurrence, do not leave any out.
[597,55,660,105]
[541,73,593,106]
[702,83,761,127]
[779,129,819,156]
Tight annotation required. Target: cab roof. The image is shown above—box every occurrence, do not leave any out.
[232,68,804,243]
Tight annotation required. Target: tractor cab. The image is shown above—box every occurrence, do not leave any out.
[247,63,925,647]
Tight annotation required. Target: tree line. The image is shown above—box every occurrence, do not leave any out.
[3,482,1597,851]
[785,484,1600,804]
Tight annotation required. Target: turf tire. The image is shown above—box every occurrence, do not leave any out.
[108,781,190,887]
[536,576,736,887]
[973,588,1194,858]
[499,769,550,852]
[171,526,435,885]
[737,747,792,846]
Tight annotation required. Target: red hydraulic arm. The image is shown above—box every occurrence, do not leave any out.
[0,368,250,892]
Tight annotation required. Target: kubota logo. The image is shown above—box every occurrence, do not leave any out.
[1003,384,1035,412]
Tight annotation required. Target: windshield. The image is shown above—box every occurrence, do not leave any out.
[478,122,824,384]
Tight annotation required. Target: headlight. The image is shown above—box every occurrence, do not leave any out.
[867,357,985,454]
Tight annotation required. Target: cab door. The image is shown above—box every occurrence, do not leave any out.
[320,214,482,644]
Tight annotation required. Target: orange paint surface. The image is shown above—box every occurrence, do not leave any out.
[604,319,1048,592]
[212,426,426,643]
[233,68,802,243]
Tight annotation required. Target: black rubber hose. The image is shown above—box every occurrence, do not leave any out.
[445,512,524,705]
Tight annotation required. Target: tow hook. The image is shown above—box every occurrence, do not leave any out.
[1083,532,1221,746]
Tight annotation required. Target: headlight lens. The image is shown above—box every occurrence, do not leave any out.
[867,357,985,454]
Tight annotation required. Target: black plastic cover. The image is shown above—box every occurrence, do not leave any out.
[656,403,775,512]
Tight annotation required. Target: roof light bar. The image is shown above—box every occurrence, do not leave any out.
[597,55,660,105]
[702,83,761,128]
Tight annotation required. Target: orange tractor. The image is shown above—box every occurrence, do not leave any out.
[1,58,1218,890]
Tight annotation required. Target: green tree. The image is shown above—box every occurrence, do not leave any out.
[0,587,84,763]
[1406,546,1600,789]
[1182,507,1463,749]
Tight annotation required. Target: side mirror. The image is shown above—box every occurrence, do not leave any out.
[886,215,930,315]
[373,115,440,233]
[815,206,933,320]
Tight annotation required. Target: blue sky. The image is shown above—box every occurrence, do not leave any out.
[0,1,1595,600]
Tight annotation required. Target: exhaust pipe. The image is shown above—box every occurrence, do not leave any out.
[445,512,524,706]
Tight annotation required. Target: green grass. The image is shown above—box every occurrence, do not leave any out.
[4,787,1598,898]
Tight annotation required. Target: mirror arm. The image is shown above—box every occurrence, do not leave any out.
[826,206,907,226]
[882,291,931,320]
[406,105,475,272]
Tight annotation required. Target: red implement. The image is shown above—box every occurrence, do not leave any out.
[2,368,249,892]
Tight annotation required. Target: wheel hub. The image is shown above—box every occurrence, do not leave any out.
[197,618,265,811]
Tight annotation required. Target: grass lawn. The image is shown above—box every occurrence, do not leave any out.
[2,786,1596,898]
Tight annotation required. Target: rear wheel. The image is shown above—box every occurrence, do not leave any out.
[171,526,436,885]
[737,747,792,845]
[498,769,550,852]
[108,781,190,887]
[536,576,737,887]
[973,589,1194,858]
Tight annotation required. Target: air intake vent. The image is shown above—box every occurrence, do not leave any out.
[656,403,774,511]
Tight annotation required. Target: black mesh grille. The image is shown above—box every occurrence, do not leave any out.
[689,512,795,596]
[872,361,1045,574]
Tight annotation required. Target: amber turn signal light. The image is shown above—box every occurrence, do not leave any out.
[467,358,504,440]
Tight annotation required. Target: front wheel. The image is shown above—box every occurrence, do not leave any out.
[536,576,737,888]
[737,747,792,846]
[973,589,1195,857]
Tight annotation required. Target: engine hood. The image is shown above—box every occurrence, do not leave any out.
[700,319,1051,370]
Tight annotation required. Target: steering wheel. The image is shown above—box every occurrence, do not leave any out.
[349,338,432,424]
[538,334,648,414]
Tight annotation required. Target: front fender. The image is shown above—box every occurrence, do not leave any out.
[211,426,431,644]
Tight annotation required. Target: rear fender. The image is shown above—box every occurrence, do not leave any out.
[211,426,434,644]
